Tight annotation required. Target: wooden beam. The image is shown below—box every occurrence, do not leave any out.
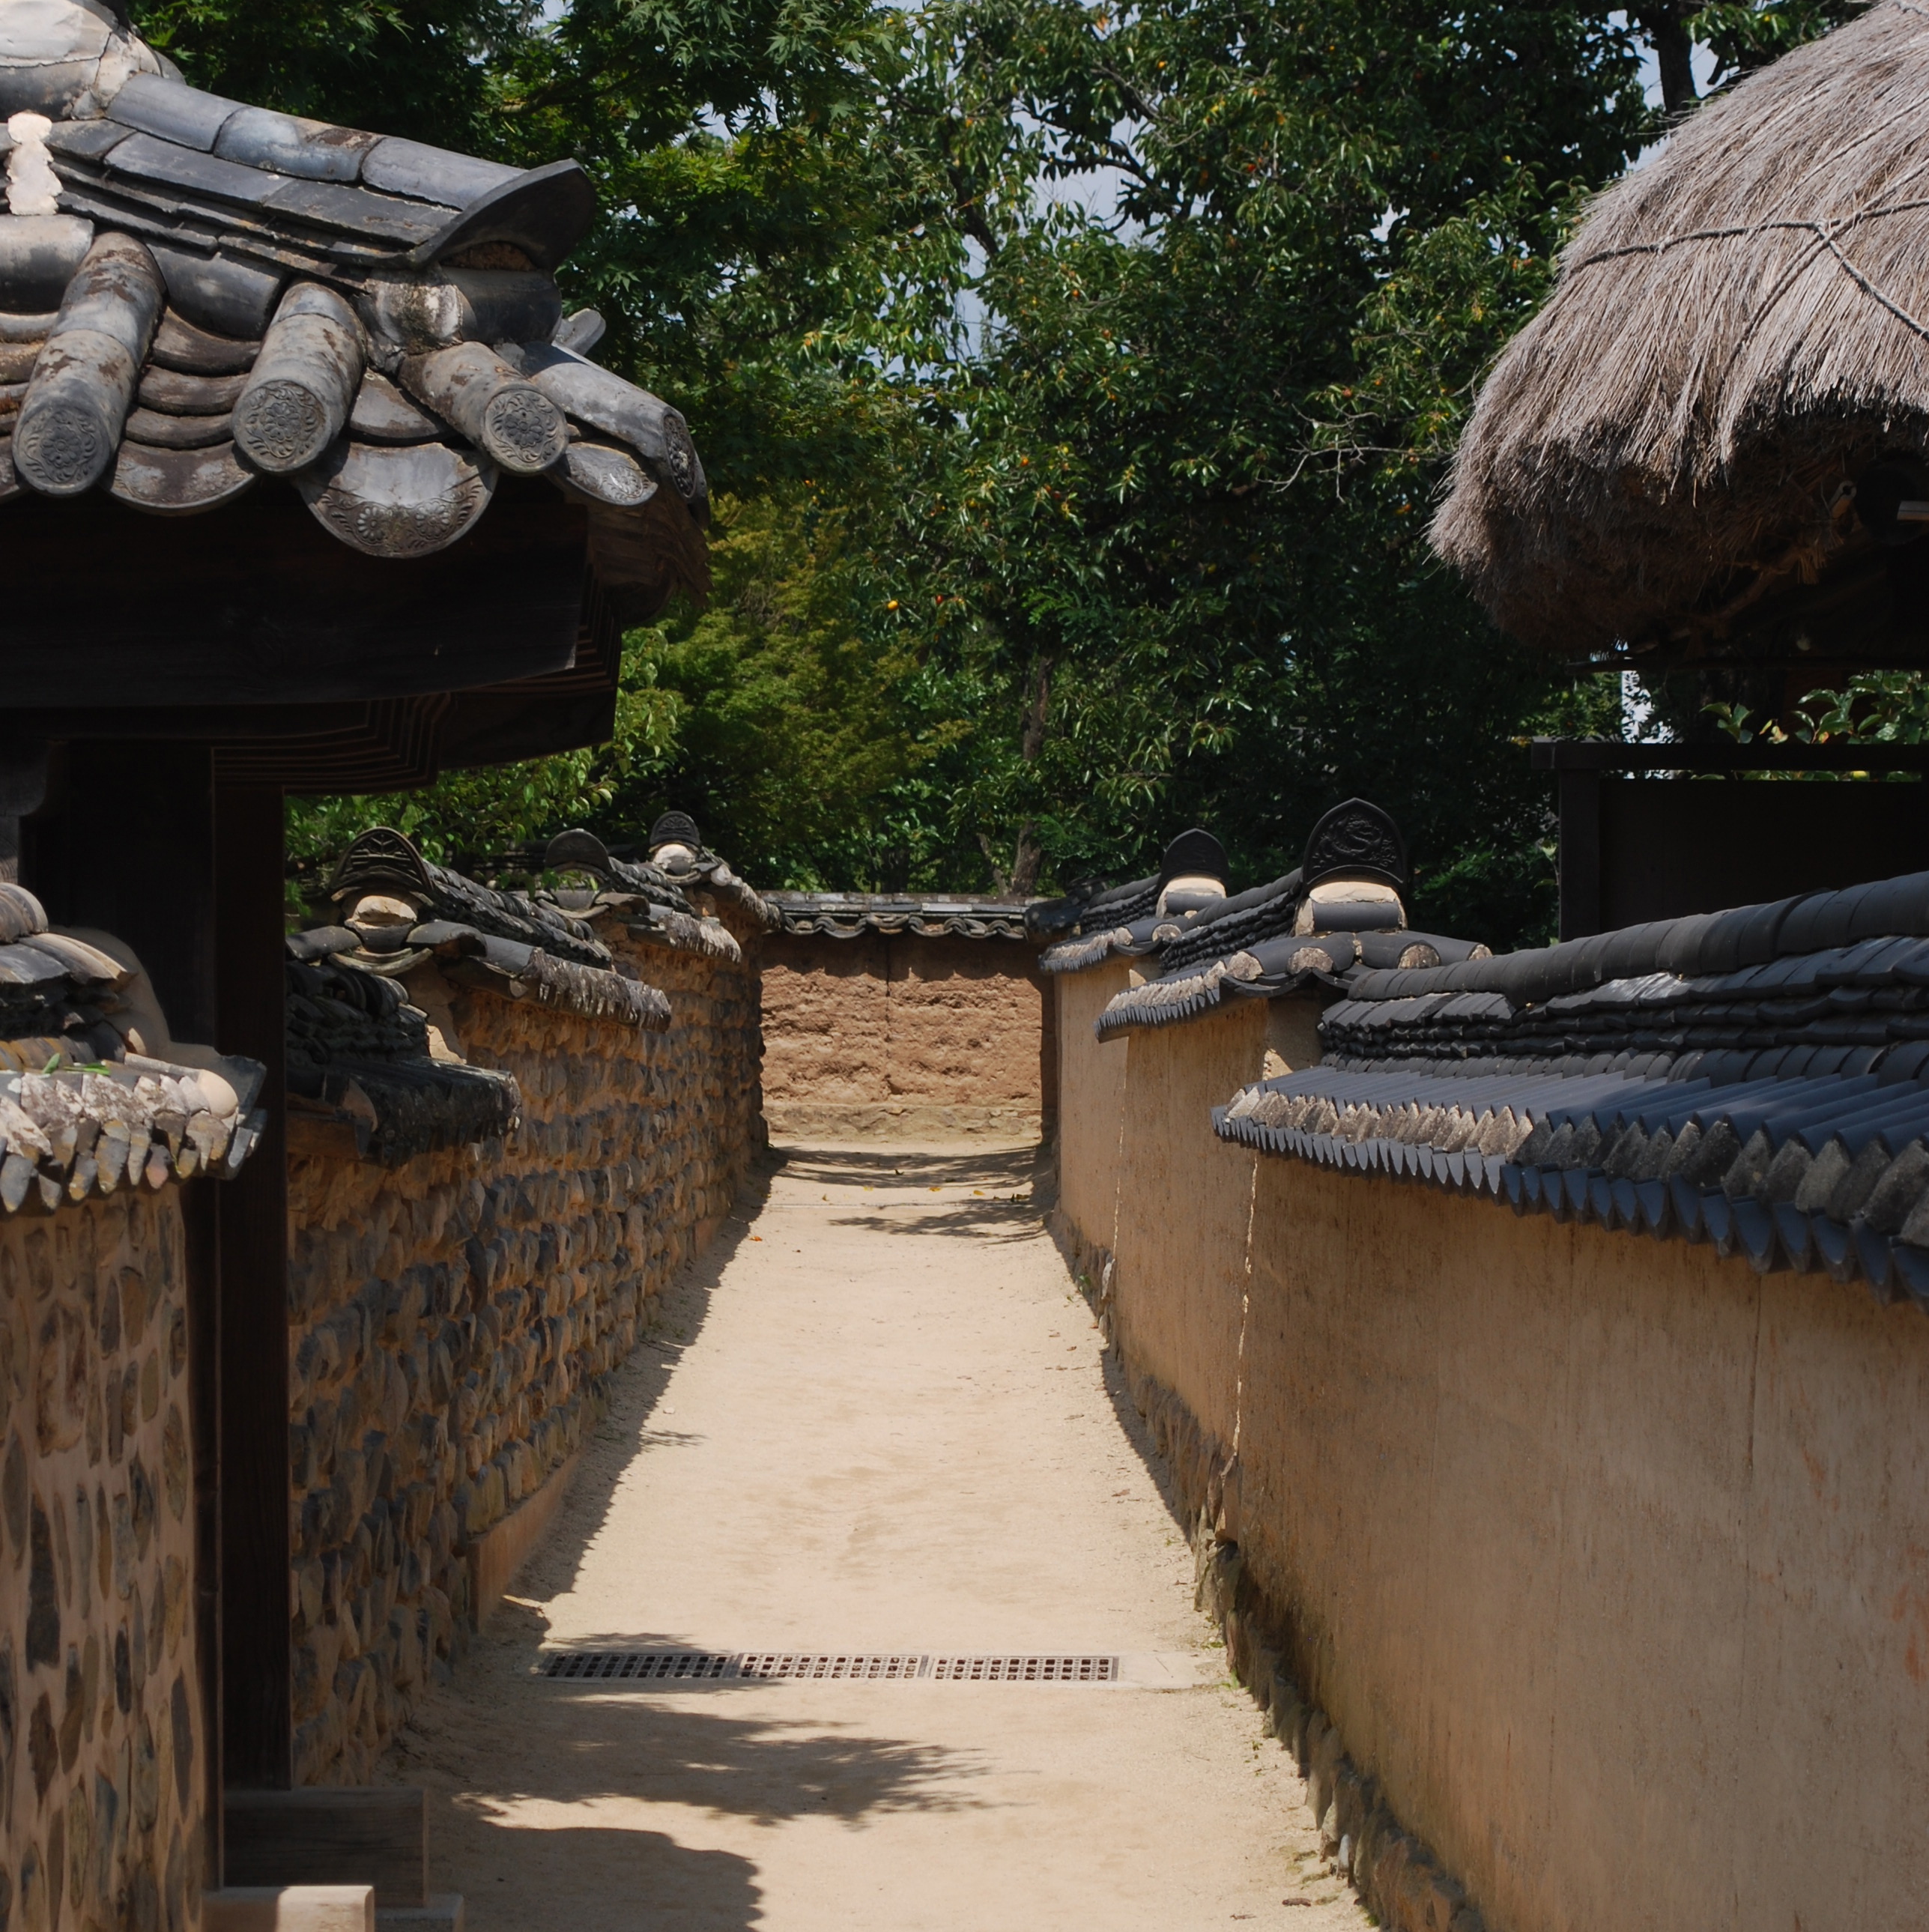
[1556,766,1602,944]
[19,742,227,1872]
[25,740,219,1036]
[1531,735,1929,772]
[0,482,588,708]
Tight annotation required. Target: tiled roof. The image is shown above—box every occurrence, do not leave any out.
[763,892,1035,941]
[0,878,263,1208]
[285,954,521,1162]
[285,828,707,1161]
[0,7,706,591]
[1053,800,1492,1037]
[1040,800,1411,978]
[542,826,765,952]
[1094,928,1489,1040]
[291,826,673,1048]
[1214,867,1929,1300]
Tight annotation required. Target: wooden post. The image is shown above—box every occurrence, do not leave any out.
[27,742,219,1034]
[19,742,227,1871]
[0,738,47,885]
[214,785,293,1790]
[1556,766,1602,942]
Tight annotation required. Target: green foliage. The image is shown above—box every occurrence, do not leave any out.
[1687,1,1869,89]
[831,0,1647,938]
[161,0,1858,947]
[1708,673,1929,775]
[587,490,954,885]
[129,1,536,146]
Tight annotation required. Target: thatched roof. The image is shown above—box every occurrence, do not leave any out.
[1433,0,1929,667]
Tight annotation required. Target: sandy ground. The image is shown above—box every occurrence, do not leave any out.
[381,1142,1369,1931]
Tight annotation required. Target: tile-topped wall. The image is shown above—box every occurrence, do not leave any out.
[282,930,762,1784]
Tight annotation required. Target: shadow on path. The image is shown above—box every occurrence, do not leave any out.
[460,1610,994,1823]
[765,1144,1049,1246]
[378,1139,1271,1932]
[387,1148,1014,1931]
[446,1819,760,1932]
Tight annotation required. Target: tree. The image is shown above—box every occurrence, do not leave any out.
[130,1,536,146]
[826,0,1866,942]
[825,1,1647,938]
[135,0,969,888]
[1629,2,1865,115]
[146,0,1861,942]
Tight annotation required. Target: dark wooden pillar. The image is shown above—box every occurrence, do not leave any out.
[214,785,292,1790]
[29,742,219,1036]
[19,742,228,1868]
[1556,766,1602,942]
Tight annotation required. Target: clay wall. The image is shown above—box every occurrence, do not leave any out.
[1,1196,206,1932]
[283,935,762,1785]
[761,932,1052,1141]
[1051,975,1929,1932]
[1052,963,1130,1259]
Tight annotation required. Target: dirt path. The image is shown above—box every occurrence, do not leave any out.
[382,1143,1369,1931]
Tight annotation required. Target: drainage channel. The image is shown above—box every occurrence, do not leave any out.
[540,1650,1122,1683]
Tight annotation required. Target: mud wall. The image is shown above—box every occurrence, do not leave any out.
[761,932,1053,1141]
[1,1196,206,1932]
[284,935,762,1786]
[1052,974,1929,1932]
[1051,962,1129,1259]
[1054,974,1319,1450]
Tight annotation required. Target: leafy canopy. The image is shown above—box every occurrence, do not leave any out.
[140,0,1859,943]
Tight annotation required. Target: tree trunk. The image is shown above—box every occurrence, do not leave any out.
[1020,661,1051,761]
[1637,4,1700,115]
[1011,822,1042,894]
[977,831,1011,896]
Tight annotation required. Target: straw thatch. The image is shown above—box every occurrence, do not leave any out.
[1433,0,1929,662]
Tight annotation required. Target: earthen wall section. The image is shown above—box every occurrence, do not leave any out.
[283,936,761,1785]
[762,933,1050,1140]
[1,1196,205,1932]
[1051,975,1929,1932]
[1048,963,1129,1255]
[1238,1161,1929,1932]
[1106,1005,1262,1453]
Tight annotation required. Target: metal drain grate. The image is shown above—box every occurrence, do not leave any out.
[930,1654,1118,1682]
[540,1650,1120,1683]
[737,1653,927,1681]
[544,1651,737,1681]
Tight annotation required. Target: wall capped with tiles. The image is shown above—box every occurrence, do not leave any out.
[282,929,763,1785]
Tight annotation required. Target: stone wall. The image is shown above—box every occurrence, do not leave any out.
[1,1195,206,1932]
[1050,972,1929,1932]
[282,930,762,1786]
[761,932,1053,1141]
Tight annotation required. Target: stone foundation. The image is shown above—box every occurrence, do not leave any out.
[284,935,761,1786]
[1,1196,206,1932]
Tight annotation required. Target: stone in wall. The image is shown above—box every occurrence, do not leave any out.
[0,1196,205,1932]
[284,933,763,1785]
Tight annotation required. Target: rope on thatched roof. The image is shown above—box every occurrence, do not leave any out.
[1432,0,1929,659]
